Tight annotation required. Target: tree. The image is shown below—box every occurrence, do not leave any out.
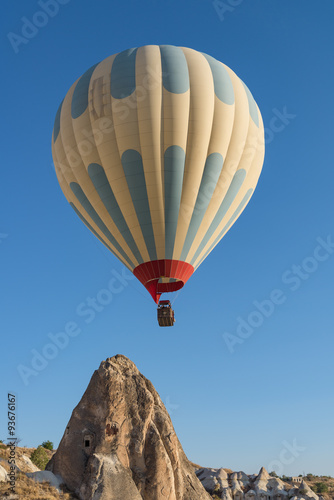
[30,446,49,470]
[41,440,53,451]
[270,471,279,478]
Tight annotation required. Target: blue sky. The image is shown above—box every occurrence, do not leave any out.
[1,0,334,476]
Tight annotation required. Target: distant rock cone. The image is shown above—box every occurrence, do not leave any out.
[46,355,210,500]
[298,480,318,499]
[255,467,270,482]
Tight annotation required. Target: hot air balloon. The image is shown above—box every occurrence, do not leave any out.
[52,45,265,326]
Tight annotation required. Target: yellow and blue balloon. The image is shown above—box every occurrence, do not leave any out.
[52,45,265,303]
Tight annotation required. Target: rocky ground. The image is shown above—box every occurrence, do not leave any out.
[0,444,75,499]
[0,444,332,500]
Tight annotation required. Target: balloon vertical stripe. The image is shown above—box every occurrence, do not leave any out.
[190,169,247,266]
[121,150,157,261]
[180,152,224,261]
[87,163,144,264]
[164,146,186,259]
[195,188,254,269]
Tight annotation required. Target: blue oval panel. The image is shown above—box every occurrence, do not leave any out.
[71,63,99,119]
[110,48,138,99]
[190,168,247,266]
[53,98,64,142]
[180,152,224,261]
[242,82,259,127]
[202,53,234,105]
[160,45,189,94]
[164,145,186,259]
[196,188,253,268]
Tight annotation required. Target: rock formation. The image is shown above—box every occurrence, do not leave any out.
[289,480,320,500]
[18,454,40,472]
[0,452,39,474]
[26,470,63,491]
[195,467,322,500]
[46,354,211,500]
[0,464,8,482]
[196,467,230,494]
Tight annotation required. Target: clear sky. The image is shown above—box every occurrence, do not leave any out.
[1,0,334,477]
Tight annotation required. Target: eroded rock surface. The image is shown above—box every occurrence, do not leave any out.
[46,354,210,500]
[26,470,63,491]
[0,465,8,482]
[195,467,322,500]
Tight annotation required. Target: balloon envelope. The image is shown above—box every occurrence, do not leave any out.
[52,45,265,303]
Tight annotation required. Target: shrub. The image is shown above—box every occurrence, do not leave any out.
[41,440,53,451]
[212,483,222,499]
[270,471,279,478]
[30,446,49,470]
[314,482,328,494]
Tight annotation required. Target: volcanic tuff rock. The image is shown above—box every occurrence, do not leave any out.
[0,451,40,474]
[0,465,8,482]
[290,480,320,500]
[26,470,63,491]
[46,354,211,500]
[195,467,323,500]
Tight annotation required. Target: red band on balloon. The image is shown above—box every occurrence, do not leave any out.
[133,260,194,303]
